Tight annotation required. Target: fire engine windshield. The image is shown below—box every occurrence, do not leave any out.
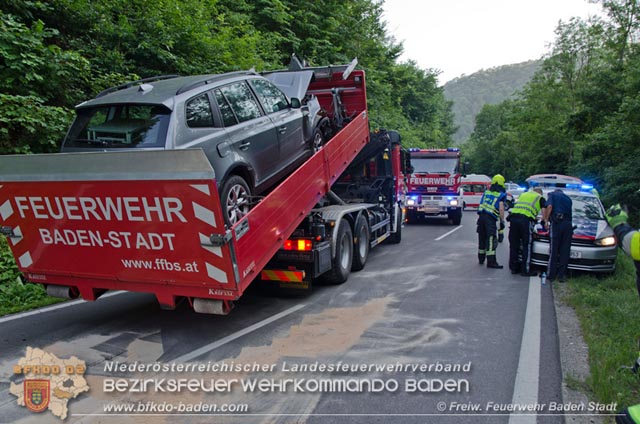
[411,158,458,174]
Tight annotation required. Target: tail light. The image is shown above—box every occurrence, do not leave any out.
[283,239,313,251]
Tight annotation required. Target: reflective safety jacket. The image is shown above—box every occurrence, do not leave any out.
[511,191,543,220]
[478,190,506,220]
[622,404,640,423]
[614,223,640,261]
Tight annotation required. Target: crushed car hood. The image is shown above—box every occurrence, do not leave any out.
[264,71,315,101]
[536,217,613,240]
[572,217,613,240]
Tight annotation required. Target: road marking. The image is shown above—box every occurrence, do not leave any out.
[435,225,463,241]
[508,277,541,424]
[0,291,126,324]
[173,304,306,363]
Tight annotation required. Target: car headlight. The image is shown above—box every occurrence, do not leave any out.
[407,199,415,206]
[595,236,616,247]
[449,199,458,206]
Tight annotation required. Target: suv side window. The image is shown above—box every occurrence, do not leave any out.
[219,82,261,123]
[186,93,214,128]
[250,79,289,113]
[214,89,238,127]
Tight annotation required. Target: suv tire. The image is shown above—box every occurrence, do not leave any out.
[221,175,251,226]
[311,128,325,153]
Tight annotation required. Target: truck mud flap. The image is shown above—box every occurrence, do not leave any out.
[0,149,239,308]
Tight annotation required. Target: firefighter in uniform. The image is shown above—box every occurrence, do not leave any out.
[543,188,573,283]
[508,188,545,276]
[477,174,507,269]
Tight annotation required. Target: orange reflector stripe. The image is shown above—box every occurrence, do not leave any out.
[261,270,305,282]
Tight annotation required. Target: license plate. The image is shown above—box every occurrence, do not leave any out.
[419,207,439,213]
[570,251,582,259]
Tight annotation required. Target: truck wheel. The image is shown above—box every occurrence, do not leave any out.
[311,127,324,153]
[323,219,353,284]
[388,209,402,244]
[352,214,369,271]
[406,210,416,224]
[451,211,462,225]
[220,175,251,226]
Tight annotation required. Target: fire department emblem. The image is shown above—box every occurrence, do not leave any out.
[24,380,50,413]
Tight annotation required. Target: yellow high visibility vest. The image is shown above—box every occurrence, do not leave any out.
[511,191,542,220]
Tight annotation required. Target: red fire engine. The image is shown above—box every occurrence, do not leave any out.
[406,148,463,225]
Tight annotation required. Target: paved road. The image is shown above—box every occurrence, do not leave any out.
[0,211,565,423]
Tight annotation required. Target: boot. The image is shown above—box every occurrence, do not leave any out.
[487,256,503,269]
[478,253,485,265]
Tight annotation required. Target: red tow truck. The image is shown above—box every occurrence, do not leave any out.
[0,62,408,314]
[405,148,464,225]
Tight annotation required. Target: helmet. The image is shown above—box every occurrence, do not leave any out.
[491,174,505,188]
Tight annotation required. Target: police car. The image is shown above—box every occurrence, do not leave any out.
[527,174,617,273]
[505,182,526,201]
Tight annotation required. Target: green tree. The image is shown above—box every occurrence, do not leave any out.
[0,13,80,153]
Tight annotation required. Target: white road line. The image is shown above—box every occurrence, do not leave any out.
[435,225,463,241]
[508,277,541,424]
[0,291,126,324]
[173,304,306,363]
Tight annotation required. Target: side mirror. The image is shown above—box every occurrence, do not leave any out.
[290,97,301,109]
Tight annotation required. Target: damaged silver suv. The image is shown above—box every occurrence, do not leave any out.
[62,69,329,225]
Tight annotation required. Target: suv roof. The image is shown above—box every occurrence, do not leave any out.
[77,71,260,110]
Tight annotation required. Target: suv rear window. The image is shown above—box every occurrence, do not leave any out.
[64,104,170,148]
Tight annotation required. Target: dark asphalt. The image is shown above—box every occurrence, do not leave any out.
[0,210,565,424]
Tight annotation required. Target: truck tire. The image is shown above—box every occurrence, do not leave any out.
[450,210,462,225]
[323,219,353,284]
[388,209,402,244]
[352,214,369,271]
[406,209,417,224]
[220,175,252,226]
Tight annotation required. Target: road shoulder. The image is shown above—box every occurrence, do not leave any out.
[554,284,604,424]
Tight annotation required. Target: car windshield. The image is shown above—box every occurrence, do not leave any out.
[411,158,458,174]
[569,194,605,220]
[64,104,170,148]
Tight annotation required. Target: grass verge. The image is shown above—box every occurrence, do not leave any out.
[561,252,640,408]
[0,238,65,317]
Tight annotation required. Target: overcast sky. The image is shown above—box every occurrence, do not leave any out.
[382,0,604,84]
